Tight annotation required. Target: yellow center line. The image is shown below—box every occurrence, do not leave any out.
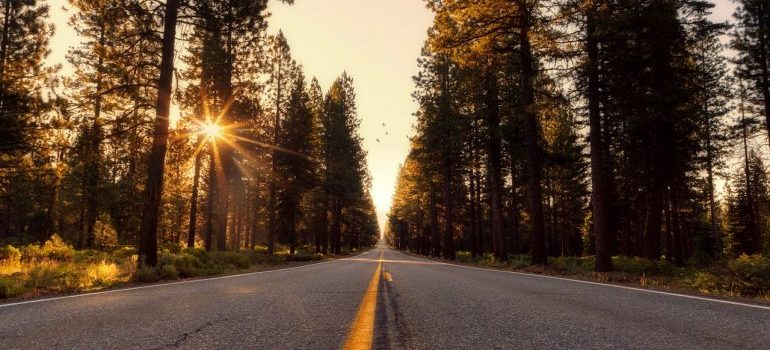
[342,250,384,350]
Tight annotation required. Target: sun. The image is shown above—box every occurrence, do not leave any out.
[200,121,223,140]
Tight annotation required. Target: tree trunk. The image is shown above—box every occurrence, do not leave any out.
[508,159,520,254]
[331,198,342,254]
[469,165,479,258]
[187,147,202,248]
[741,94,758,255]
[704,103,719,257]
[442,163,455,260]
[138,0,180,267]
[517,4,547,265]
[429,185,440,257]
[0,0,12,109]
[321,198,329,254]
[670,187,684,266]
[485,67,505,261]
[204,148,215,251]
[586,6,613,271]
[644,187,663,260]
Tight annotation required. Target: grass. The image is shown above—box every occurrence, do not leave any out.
[0,235,333,300]
[429,250,770,301]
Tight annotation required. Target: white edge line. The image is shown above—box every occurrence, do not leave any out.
[0,249,377,309]
[392,249,770,312]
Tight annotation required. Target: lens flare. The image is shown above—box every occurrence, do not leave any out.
[201,121,222,139]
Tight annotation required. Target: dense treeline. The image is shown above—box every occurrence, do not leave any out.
[387,0,770,270]
[0,0,378,266]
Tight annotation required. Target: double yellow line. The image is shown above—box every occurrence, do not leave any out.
[342,251,384,350]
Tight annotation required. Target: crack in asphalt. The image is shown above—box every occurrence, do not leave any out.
[148,318,227,349]
[380,265,414,350]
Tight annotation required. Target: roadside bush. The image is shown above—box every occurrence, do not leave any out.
[285,252,324,262]
[18,235,75,262]
[687,271,720,293]
[172,253,206,277]
[728,254,770,295]
[135,265,160,283]
[73,249,108,264]
[654,258,679,276]
[40,235,75,261]
[0,277,24,298]
[0,245,21,263]
[507,255,531,269]
[158,264,179,280]
[26,264,86,292]
[111,246,137,260]
[612,256,655,274]
[0,245,22,275]
[456,251,472,263]
[244,250,284,265]
[209,251,250,269]
[475,252,497,266]
[85,261,119,287]
[551,256,595,273]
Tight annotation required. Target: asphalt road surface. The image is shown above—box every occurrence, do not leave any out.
[1,245,769,349]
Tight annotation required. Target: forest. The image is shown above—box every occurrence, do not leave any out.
[387,0,770,277]
[0,0,380,282]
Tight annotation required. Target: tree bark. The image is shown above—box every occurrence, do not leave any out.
[429,184,440,257]
[517,4,547,265]
[187,147,203,248]
[204,148,215,251]
[586,6,613,271]
[137,0,179,267]
[485,67,505,261]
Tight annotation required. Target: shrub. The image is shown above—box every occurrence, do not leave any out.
[85,261,119,287]
[507,255,531,269]
[246,250,284,265]
[73,249,108,264]
[285,252,324,262]
[728,254,770,295]
[0,245,21,264]
[612,256,655,274]
[209,251,250,269]
[551,256,595,273]
[135,265,160,283]
[456,251,472,263]
[158,264,179,280]
[93,214,118,248]
[111,246,137,260]
[0,245,22,274]
[26,264,87,292]
[160,242,183,254]
[172,254,206,277]
[41,234,75,261]
[0,277,24,298]
[687,271,720,293]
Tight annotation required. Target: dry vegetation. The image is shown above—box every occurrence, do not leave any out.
[0,235,331,300]
[447,252,770,301]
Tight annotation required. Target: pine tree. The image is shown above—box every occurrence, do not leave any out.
[265,31,296,254]
[732,0,770,150]
[322,73,368,254]
[276,72,317,254]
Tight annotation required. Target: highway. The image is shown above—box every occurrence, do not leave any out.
[1,245,769,349]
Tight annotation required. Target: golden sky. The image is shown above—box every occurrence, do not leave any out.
[44,0,737,232]
[267,0,434,231]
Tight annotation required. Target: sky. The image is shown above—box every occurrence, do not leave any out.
[45,0,738,232]
[265,0,434,232]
